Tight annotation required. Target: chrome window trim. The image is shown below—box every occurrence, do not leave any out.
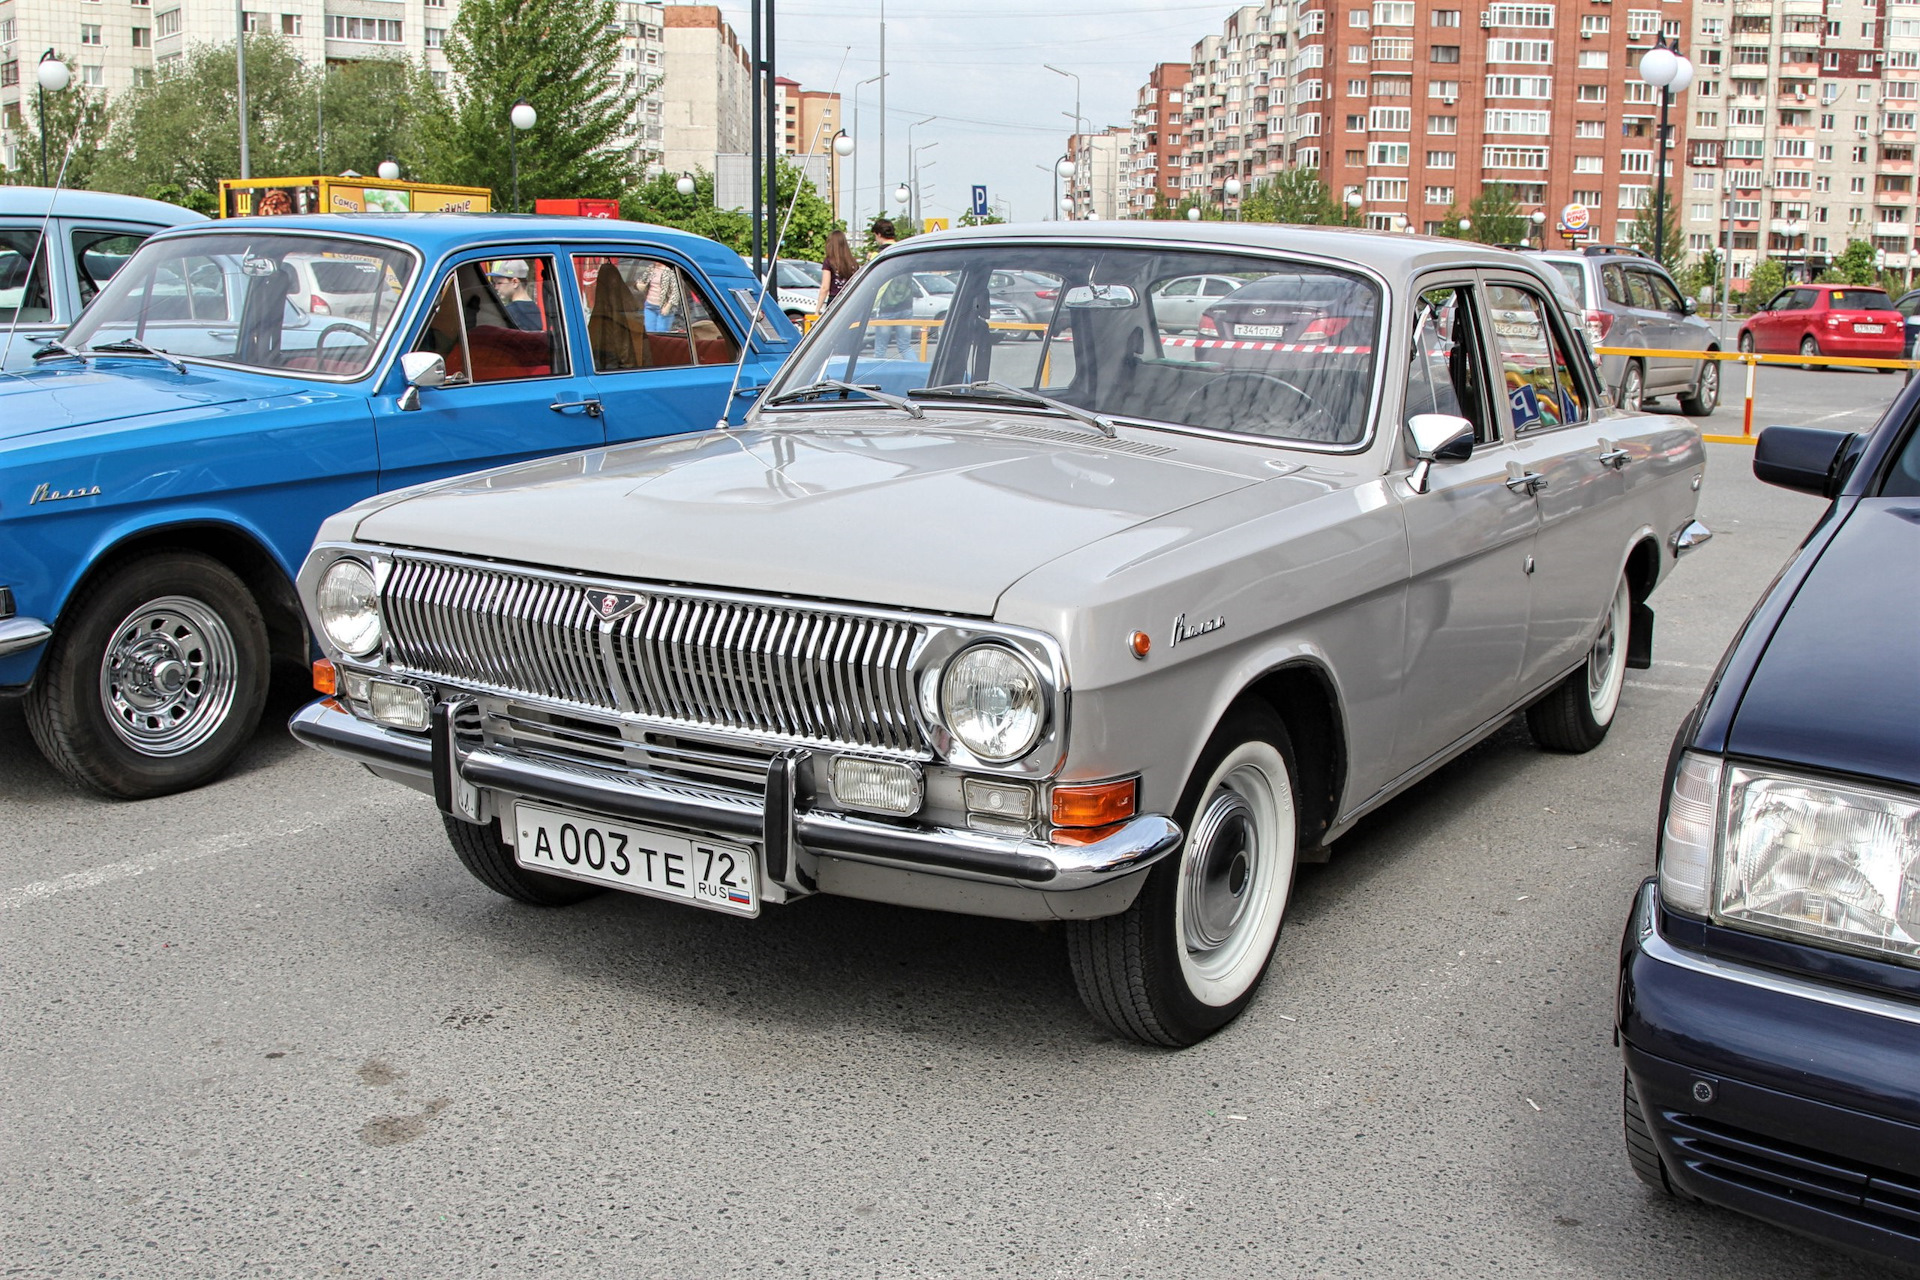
[72,225,426,384]
[755,237,1395,458]
[308,543,1073,778]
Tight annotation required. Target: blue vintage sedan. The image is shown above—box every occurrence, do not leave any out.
[0,213,797,798]
[1618,407,1920,1266]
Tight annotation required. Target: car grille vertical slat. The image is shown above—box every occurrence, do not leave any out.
[380,556,929,754]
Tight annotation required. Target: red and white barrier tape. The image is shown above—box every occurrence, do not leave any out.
[1164,337,1373,354]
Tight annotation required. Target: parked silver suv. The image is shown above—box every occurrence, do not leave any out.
[1529,246,1719,416]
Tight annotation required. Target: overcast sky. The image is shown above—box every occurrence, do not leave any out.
[708,0,1220,227]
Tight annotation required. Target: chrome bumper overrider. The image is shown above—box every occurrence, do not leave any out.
[0,617,53,657]
[289,698,1182,894]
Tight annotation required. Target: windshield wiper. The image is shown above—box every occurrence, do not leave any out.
[30,339,85,363]
[87,339,186,375]
[909,381,1116,438]
[763,378,924,419]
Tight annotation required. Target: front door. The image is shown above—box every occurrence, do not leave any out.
[570,252,759,442]
[372,250,605,491]
[1482,274,1624,694]
[1392,277,1541,776]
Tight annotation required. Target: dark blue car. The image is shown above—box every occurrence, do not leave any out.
[0,214,796,799]
[1617,404,1920,1265]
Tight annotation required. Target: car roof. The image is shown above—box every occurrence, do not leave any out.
[891,219,1569,289]
[138,212,755,277]
[0,186,208,225]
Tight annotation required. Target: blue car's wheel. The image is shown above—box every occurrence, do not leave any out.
[25,552,269,799]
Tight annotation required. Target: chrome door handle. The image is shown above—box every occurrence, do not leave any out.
[732,383,767,399]
[549,397,603,417]
[1504,465,1547,495]
[1597,439,1631,470]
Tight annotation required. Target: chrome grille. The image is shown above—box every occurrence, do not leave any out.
[383,557,928,755]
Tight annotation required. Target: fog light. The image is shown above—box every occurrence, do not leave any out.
[829,756,922,816]
[964,777,1036,821]
[368,679,430,731]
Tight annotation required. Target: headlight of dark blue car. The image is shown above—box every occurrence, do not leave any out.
[1659,751,1920,963]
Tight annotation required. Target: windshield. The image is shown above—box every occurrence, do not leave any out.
[65,232,416,377]
[767,245,1382,447]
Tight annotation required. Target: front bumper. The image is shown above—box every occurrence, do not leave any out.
[1618,881,1920,1266]
[0,616,52,658]
[290,698,1182,916]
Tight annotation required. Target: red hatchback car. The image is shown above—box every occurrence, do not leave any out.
[1738,283,1904,368]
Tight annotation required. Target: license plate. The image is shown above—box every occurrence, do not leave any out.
[1235,324,1288,338]
[513,803,758,916]
[1855,323,1885,333]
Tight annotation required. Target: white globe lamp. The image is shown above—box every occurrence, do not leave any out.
[377,159,400,181]
[1638,45,1680,89]
[675,174,696,197]
[1186,207,1201,221]
[36,57,71,93]
[510,100,537,131]
[832,131,853,158]
[1056,158,1075,180]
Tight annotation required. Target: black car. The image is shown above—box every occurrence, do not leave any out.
[1617,404,1920,1266]
[1197,272,1375,345]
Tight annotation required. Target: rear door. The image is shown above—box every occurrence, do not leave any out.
[372,247,604,490]
[1633,265,1692,392]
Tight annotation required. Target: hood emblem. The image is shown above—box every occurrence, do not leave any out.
[29,482,104,505]
[1171,612,1225,647]
[587,590,645,622]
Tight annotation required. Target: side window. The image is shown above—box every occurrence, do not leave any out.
[1161,277,1199,297]
[1405,284,1491,445]
[1205,278,1239,297]
[71,230,149,307]
[1766,291,1792,312]
[0,229,51,324]
[1601,264,1630,306]
[580,256,739,372]
[1623,269,1658,311]
[1647,272,1685,315]
[412,255,568,384]
[1486,283,1588,433]
[1789,288,1819,311]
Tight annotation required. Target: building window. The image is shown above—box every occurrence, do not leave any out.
[1577,51,1607,70]
[1576,84,1606,103]
[1581,15,1610,36]
[1428,80,1459,101]
[280,13,299,34]
[1367,141,1409,165]
[424,27,443,47]
[81,63,103,85]
[1427,116,1457,135]
[1573,190,1604,208]
[1483,145,1549,169]
[131,25,150,46]
[325,16,403,42]
[1431,45,1460,64]
[1573,155,1603,173]
[1489,4,1554,28]
[1488,75,1551,98]
[1485,109,1550,134]
[1618,185,1649,210]
[1621,151,1652,174]
[1432,9,1460,27]
[1364,176,1409,200]
[1487,39,1552,64]
[1371,2,1414,26]
[1424,185,1454,204]
[1348,8,1370,28]
[155,8,180,36]
[0,61,18,89]
[1575,120,1604,139]
[1369,106,1411,130]
[1426,150,1456,167]
[81,23,103,44]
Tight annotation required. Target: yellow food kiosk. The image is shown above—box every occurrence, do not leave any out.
[218,176,492,218]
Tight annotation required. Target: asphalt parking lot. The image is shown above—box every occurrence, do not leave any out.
[2,369,1910,1278]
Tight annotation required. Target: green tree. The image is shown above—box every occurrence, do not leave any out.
[1430,205,1470,238]
[622,159,838,261]
[1679,247,1724,307]
[1828,238,1879,285]
[1463,183,1527,245]
[1623,188,1685,268]
[316,57,446,181]
[95,37,318,207]
[1,53,114,190]
[957,210,1004,227]
[1745,257,1787,312]
[438,0,639,209]
[1240,168,1360,226]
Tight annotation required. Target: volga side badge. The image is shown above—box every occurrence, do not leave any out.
[1171,612,1225,647]
[587,590,645,622]
[29,482,104,505]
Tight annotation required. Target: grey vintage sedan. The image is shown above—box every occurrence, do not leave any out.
[289,223,1709,1046]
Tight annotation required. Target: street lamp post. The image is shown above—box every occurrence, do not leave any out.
[1530,208,1547,248]
[1638,38,1695,271]
[35,53,70,187]
[1055,156,1075,221]
[1224,177,1242,222]
[1043,64,1084,139]
[912,141,938,224]
[1344,189,1364,226]
[1783,215,1805,281]
[1457,215,1473,241]
[508,99,536,213]
[850,73,885,237]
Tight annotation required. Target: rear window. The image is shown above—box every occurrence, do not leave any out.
[1829,288,1894,311]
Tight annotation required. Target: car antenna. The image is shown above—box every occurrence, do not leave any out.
[717,51,852,432]
[0,81,88,376]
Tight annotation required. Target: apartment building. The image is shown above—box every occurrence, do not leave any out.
[1680,0,1918,285]
[774,73,842,206]
[1127,61,1190,215]
[1066,126,1127,219]
[0,0,670,176]
[658,2,748,179]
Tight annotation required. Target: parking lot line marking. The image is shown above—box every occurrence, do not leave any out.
[1,798,409,910]
[1625,678,1702,695]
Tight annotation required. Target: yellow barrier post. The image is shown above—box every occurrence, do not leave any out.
[1742,352,1757,438]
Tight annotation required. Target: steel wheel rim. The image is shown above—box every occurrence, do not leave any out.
[98,594,240,756]
[1175,743,1295,1006]
[1587,579,1631,726]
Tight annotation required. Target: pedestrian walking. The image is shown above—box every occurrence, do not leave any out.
[817,229,857,311]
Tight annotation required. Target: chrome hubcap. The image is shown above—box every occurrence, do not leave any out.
[1587,580,1631,725]
[1699,363,1717,405]
[1588,612,1616,701]
[1183,790,1258,953]
[99,595,239,756]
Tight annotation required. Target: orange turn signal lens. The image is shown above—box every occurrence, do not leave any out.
[1050,778,1138,828]
[1051,821,1127,847]
[1128,630,1151,660]
[311,658,337,695]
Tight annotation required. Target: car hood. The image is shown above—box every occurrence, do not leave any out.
[1727,500,1920,789]
[0,361,263,442]
[349,415,1273,616]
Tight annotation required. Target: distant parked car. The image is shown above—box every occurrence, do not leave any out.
[1150,273,1244,333]
[0,213,797,799]
[772,259,823,325]
[1892,288,1920,364]
[1529,247,1720,415]
[1618,405,1920,1270]
[1196,271,1375,346]
[1738,283,1903,370]
[0,187,206,370]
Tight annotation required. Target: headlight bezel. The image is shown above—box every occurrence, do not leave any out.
[315,555,386,658]
[1659,751,1920,969]
[913,628,1066,776]
[938,641,1047,765]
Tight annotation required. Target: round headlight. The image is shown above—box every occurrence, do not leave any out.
[317,558,382,657]
[940,644,1044,763]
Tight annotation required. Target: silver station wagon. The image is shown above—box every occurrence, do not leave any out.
[291,223,1710,1046]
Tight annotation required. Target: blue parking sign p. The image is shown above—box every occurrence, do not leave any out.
[971,185,988,217]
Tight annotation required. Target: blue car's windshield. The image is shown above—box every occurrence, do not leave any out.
[64,232,416,378]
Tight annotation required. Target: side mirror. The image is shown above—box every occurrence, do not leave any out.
[1680,297,1697,316]
[397,351,446,412]
[1407,412,1475,494]
[1753,425,1854,498]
